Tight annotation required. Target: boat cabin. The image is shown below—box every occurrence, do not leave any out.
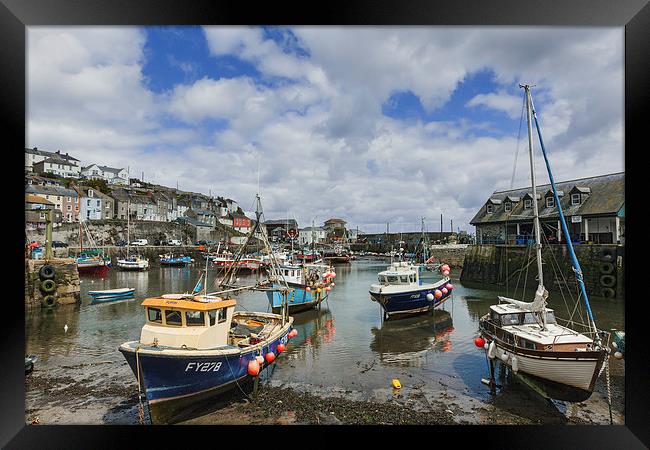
[376,262,420,286]
[278,263,329,286]
[140,295,236,350]
[484,303,594,352]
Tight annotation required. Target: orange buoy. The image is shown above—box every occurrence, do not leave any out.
[288,329,298,339]
[277,343,286,353]
[316,288,321,293]
[247,359,260,376]
[434,289,443,299]
[256,355,264,365]
[265,352,276,363]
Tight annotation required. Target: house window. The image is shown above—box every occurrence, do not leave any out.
[546,197,554,208]
[486,204,494,214]
[571,193,581,205]
[67,205,71,211]
[96,200,100,207]
[524,199,532,209]
[504,202,511,212]
[87,200,91,206]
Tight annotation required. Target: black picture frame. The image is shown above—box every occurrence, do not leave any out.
[3,0,647,447]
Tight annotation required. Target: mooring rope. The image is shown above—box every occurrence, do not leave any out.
[135,346,145,425]
[605,357,613,425]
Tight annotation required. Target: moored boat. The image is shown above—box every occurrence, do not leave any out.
[77,251,111,275]
[89,287,135,302]
[117,254,149,271]
[476,84,610,402]
[265,263,335,314]
[212,256,261,271]
[160,254,193,266]
[369,261,452,320]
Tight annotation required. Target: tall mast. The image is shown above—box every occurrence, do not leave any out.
[127,198,130,257]
[521,84,546,326]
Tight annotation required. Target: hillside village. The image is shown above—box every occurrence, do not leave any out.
[24,147,366,246]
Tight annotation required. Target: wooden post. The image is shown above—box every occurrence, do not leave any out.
[584,218,589,242]
[557,220,561,243]
[615,216,620,243]
[45,208,53,260]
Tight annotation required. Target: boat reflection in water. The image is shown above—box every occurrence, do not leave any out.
[370,310,454,365]
[287,308,335,354]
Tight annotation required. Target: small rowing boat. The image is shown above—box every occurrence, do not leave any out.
[89,287,135,302]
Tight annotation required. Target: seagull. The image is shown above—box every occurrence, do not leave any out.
[64,324,68,333]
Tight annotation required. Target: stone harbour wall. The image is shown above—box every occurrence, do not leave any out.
[25,258,80,309]
[460,244,624,299]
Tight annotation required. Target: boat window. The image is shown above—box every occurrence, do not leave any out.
[523,313,538,324]
[208,310,217,326]
[386,275,398,283]
[501,314,521,326]
[218,308,227,323]
[147,307,162,323]
[545,311,557,324]
[519,338,537,350]
[185,310,205,327]
[400,275,409,283]
[490,310,501,325]
[165,309,183,326]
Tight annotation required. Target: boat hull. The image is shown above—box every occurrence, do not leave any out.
[160,257,192,267]
[119,316,292,424]
[77,263,110,275]
[117,260,149,270]
[479,320,607,400]
[266,284,328,314]
[369,283,451,319]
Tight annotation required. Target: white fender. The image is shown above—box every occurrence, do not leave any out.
[500,351,509,363]
[487,341,497,359]
[511,355,518,373]
[614,351,623,360]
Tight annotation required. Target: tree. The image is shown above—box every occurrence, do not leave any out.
[79,178,110,194]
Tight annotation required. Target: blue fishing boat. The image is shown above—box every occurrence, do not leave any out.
[89,287,135,302]
[119,293,294,424]
[369,261,452,320]
[160,254,193,266]
[265,263,335,314]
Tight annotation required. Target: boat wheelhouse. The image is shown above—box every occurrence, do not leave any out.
[369,261,452,320]
[119,293,293,424]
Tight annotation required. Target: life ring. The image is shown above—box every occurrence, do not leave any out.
[41,294,57,308]
[40,279,57,294]
[600,249,614,262]
[599,262,615,275]
[599,274,616,288]
[601,287,616,298]
[39,264,55,280]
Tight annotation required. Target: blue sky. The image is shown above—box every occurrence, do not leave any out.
[27,26,624,233]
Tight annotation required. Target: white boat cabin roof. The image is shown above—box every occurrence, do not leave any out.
[379,261,418,276]
[489,304,593,345]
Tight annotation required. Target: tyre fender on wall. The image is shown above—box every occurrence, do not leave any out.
[38,264,55,280]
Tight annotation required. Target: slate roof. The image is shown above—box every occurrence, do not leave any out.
[25,185,79,198]
[265,219,299,227]
[25,147,80,162]
[470,172,624,225]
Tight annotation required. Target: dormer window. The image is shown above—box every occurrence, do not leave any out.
[571,193,581,205]
[486,204,494,214]
[504,202,512,212]
[524,199,532,209]
[546,197,554,208]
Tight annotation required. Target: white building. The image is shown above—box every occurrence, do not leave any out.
[32,156,81,179]
[299,226,327,245]
[79,187,104,221]
[81,164,129,185]
[25,147,80,173]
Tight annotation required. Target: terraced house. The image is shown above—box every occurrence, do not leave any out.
[25,185,80,222]
[470,172,625,245]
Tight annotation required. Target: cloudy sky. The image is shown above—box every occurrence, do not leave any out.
[27,26,624,233]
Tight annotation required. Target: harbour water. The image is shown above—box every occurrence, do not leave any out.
[25,258,625,424]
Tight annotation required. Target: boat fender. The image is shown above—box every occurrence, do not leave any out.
[41,294,57,308]
[265,352,276,363]
[426,293,434,301]
[247,359,260,376]
[599,275,616,288]
[599,262,615,275]
[511,356,518,373]
[40,279,57,294]
[255,355,264,365]
[38,264,56,280]
[487,341,497,359]
[614,351,623,360]
[601,287,616,298]
[500,351,509,363]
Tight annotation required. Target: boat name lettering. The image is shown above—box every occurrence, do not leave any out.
[410,294,420,299]
[185,362,222,372]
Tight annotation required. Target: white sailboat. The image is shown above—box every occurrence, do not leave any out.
[478,84,610,402]
[117,199,149,271]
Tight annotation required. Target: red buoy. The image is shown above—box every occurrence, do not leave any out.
[289,329,298,339]
[248,359,260,376]
[434,290,443,299]
[474,337,485,348]
[443,270,450,277]
[325,286,332,292]
[306,287,311,292]
[446,283,454,291]
[277,343,286,353]
[442,287,448,295]
[265,352,276,363]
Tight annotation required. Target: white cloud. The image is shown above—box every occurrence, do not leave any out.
[27,26,624,233]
